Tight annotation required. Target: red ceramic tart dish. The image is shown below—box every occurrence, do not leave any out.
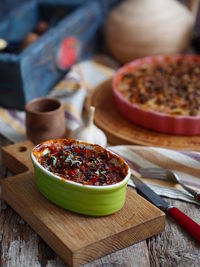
[113,55,200,135]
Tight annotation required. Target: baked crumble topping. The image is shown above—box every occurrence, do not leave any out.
[117,61,200,116]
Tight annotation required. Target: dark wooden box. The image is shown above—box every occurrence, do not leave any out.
[0,0,103,109]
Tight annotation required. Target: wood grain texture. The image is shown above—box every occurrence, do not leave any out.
[0,135,199,266]
[1,141,165,267]
[1,140,33,173]
[148,198,200,267]
[0,198,151,267]
[86,79,200,150]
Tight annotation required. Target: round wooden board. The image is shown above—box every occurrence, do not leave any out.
[86,79,200,151]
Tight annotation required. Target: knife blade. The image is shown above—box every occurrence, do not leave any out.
[131,175,200,243]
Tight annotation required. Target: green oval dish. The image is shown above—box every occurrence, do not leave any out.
[31,139,131,216]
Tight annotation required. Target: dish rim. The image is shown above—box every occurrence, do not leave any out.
[112,54,200,121]
[31,138,131,190]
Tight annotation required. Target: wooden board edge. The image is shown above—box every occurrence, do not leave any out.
[1,177,74,267]
[2,149,28,174]
[1,175,165,267]
[2,140,33,153]
[72,213,165,266]
[2,140,34,173]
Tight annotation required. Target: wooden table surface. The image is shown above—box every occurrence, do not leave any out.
[0,134,199,267]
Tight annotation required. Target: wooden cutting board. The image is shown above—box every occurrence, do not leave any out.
[86,79,200,150]
[1,140,165,267]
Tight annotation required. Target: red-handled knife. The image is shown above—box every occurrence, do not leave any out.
[131,175,200,243]
[196,193,200,202]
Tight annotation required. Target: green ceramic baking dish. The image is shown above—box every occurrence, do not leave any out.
[31,139,131,216]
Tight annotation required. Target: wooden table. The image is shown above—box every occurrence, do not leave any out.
[0,134,199,267]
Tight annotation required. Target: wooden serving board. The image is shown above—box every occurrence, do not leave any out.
[86,79,200,151]
[1,141,165,267]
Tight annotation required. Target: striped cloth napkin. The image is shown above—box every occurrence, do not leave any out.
[0,57,200,204]
[110,146,200,205]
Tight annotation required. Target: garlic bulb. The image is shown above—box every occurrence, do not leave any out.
[71,106,107,147]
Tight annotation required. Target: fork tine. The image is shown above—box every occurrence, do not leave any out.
[140,173,167,177]
[140,167,166,172]
[140,167,167,174]
[139,167,168,178]
[140,173,168,179]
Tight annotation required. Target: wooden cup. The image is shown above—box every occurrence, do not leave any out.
[25,97,66,144]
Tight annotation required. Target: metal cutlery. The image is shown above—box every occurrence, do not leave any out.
[131,175,200,243]
[140,167,200,203]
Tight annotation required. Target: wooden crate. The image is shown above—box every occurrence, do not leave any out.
[0,0,102,109]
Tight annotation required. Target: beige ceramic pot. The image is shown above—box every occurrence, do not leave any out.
[105,0,199,63]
